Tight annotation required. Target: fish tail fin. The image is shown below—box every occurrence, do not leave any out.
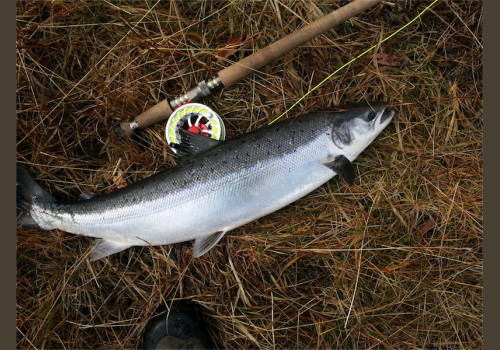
[16,167,56,228]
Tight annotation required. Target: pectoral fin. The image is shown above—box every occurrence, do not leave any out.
[324,155,356,185]
[193,231,226,258]
[90,239,131,261]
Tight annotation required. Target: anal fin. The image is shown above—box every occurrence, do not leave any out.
[90,239,131,261]
[324,155,356,185]
[193,231,226,258]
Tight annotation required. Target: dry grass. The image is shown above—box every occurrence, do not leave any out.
[16,1,482,349]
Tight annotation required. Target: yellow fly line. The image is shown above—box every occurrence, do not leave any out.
[268,0,441,125]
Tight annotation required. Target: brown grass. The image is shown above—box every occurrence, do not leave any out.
[16,1,482,349]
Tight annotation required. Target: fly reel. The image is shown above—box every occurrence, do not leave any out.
[165,103,226,154]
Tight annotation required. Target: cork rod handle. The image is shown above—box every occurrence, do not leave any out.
[115,99,173,137]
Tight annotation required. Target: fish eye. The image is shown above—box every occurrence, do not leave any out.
[365,110,377,121]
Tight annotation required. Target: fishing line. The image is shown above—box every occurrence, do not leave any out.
[268,0,442,125]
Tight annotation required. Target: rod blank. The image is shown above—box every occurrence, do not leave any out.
[114,0,382,137]
[218,0,381,86]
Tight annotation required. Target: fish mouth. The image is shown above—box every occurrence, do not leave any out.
[379,109,395,124]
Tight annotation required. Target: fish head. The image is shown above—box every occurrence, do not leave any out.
[329,105,394,159]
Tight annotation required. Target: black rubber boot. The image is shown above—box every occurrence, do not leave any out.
[143,301,213,349]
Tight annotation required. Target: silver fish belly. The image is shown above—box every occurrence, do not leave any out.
[17,106,394,260]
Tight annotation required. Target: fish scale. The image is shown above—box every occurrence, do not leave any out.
[17,106,394,260]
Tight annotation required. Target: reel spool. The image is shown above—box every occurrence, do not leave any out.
[166,103,225,153]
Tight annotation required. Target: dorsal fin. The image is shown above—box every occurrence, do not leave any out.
[171,129,221,157]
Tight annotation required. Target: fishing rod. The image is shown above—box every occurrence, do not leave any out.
[113,0,382,138]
